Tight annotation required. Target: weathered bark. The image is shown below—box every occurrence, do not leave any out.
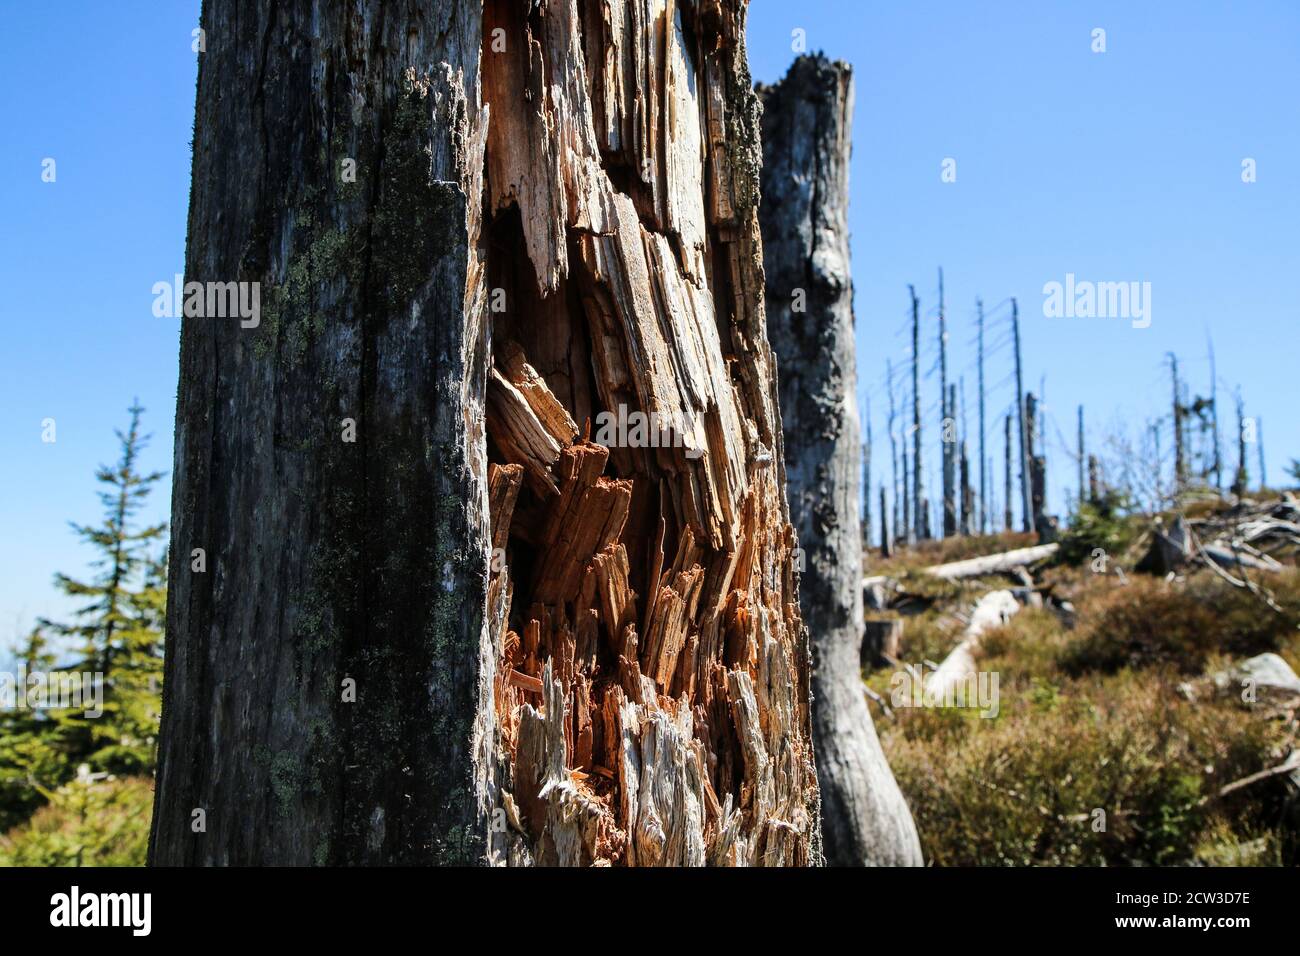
[153,0,818,867]
[151,0,494,866]
[758,55,921,868]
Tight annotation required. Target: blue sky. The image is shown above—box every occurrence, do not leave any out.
[747,0,1300,529]
[0,1,1297,642]
[0,2,197,644]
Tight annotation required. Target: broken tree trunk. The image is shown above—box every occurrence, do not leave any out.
[760,54,922,867]
[153,0,818,867]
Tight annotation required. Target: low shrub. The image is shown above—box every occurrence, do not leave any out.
[0,776,152,867]
[1061,572,1300,675]
[1056,491,1138,568]
[880,671,1289,866]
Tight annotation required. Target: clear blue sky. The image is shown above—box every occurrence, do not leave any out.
[1,2,1297,641]
[747,0,1300,533]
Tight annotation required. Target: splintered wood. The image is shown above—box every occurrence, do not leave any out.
[480,0,815,866]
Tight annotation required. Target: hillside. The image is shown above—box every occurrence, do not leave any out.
[862,494,1300,865]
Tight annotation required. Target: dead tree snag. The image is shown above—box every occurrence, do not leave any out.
[481,0,818,866]
[758,54,922,867]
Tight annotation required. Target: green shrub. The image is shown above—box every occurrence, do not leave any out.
[1057,491,1137,568]
[0,776,152,867]
[1061,572,1300,675]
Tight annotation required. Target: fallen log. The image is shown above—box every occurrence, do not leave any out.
[925,590,1020,699]
[1144,516,1285,576]
[922,543,1059,581]
[1200,541,1284,573]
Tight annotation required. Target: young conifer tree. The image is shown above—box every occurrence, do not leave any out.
[39,402,166,776]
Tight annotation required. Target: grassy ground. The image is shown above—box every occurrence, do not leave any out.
[865,524,1300,866]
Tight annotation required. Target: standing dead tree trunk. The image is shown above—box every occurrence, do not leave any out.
[1012,298,1032,533]
[880,485,891,559]
[911,286,925,541]
[1076,404,1085,508]
[887,358,901,545]
[153,0,818,867]
[976,298,986,533]
[862,401,872,554]
[1169,352,1187,491]
[760,54,922,867]
[902,435,913,544]
[1025,393,1053,540]
[960,439,974,535]
[1232,391,1248,496]
[1004,413,1013,531]
[940,272,956,538]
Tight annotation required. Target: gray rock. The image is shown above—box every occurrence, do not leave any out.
[1213,652,1300,698]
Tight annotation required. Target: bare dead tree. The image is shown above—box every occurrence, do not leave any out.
[1004,412,1013,531]
[887,358,900,546]
[1012,298,1032,532]
[760,54,921,867]
[977,298,987,533]
[911,286,925,540]
[940,269,955,537]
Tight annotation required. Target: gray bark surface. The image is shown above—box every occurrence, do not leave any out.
[151,0,495,866]
[758,55,922,867]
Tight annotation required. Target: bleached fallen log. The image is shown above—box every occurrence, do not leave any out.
[923,543,1059,581]
[1150,518,1285,576]
[1200,541,1284,573]
[924,590,1020,699]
